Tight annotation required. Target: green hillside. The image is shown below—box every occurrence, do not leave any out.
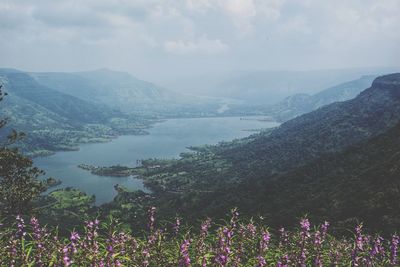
[105,74,400,233]
[32,69,223,117]
[0,69,151,156]
[264,75,377,122]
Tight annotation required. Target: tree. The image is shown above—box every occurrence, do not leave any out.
[0,85,46,216]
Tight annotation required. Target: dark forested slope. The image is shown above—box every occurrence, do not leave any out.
[133,74,400,232]
[232,120,400,233]
[225,73,400,180]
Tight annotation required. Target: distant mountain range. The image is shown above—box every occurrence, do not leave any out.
[2,70,123,125]
[31,69,222,117]
[0,69,156,156]
[225,73,400,178]
[0,68,232,156]
[1,66,398,162]
[162,67,400,105]
[264,75,377,122]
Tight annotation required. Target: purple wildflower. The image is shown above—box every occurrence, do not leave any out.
[256,255,266,267]
[351,224,364,266]
[368,236,384,264]
[279,227,289,247]
[70,231,80,254]
[247,223,257,237]
[173,217,181,235]
[201,218,211,236]
[277,254,290,267]
[179,239,191,267]
[260,231,271,252]
[300,218,311,239]
[147,207,156,232]
[30,217,48,266]
[62,246,72,266]
[83,220,100,265]
[142,248,150,267]
[230,208,239,228]
[215,227,231,266]
[321,221,329,237]
[297,218,311,266]
[16,215,26,238]
[390,235,399,266]
[201,255,207,267]
[215,254,228,266]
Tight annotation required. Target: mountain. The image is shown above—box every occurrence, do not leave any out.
[264,75,377,122]
[223,73,400,179]
[130,73,400,231]
[160,67,400,105]
[2,70,123,125]
[31,69,222,117]
[238,120,400,233]
[0,69,150,156]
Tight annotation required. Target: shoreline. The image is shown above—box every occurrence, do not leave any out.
[28,115,275,159]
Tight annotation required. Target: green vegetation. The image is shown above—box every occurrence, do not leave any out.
[78,164,137,177]
[0,211,399,266]
[49,188,95,210]
[0,85,47,216]
[0,69,160,157]
[93,74,400,235]
[31,69,225,118]
[1,72,400,266]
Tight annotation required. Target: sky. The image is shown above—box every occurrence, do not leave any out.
[0,0,399,84]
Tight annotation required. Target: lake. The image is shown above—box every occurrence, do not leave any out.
[35,116,279,204]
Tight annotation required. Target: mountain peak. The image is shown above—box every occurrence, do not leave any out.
[372,73,400,87]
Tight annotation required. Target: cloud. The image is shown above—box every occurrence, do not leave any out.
[218,0,257,34]
[184,0,285,34]
[164,37,228,55]
[0,0,398,78]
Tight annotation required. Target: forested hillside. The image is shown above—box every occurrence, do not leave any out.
[264,75,376,122]
[112,73,400,233]
[217,120,400,233]
[32,69,223,117]
[0,69,151,156]
[225,73,400,179]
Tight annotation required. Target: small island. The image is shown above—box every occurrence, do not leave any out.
[78,164,137,177]
[44,177,62,188]
[78,159,166,178]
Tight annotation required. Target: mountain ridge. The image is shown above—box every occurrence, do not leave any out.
[129,73,400,232]
[223,73,400,179]
[264,75,377,122]
[31,69,223,117]
[0,69,151,156]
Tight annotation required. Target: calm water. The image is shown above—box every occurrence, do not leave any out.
[35,117,278,204]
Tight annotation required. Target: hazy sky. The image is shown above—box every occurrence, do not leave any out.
[1,0,399,82]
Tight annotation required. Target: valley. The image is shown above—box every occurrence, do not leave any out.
[1,1,400,265]
[93,73,400,234]
[35,116,278,204]
[0,68,255,158]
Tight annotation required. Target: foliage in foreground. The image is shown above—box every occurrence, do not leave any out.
[0,84,48,217]
[0,208,399,266]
